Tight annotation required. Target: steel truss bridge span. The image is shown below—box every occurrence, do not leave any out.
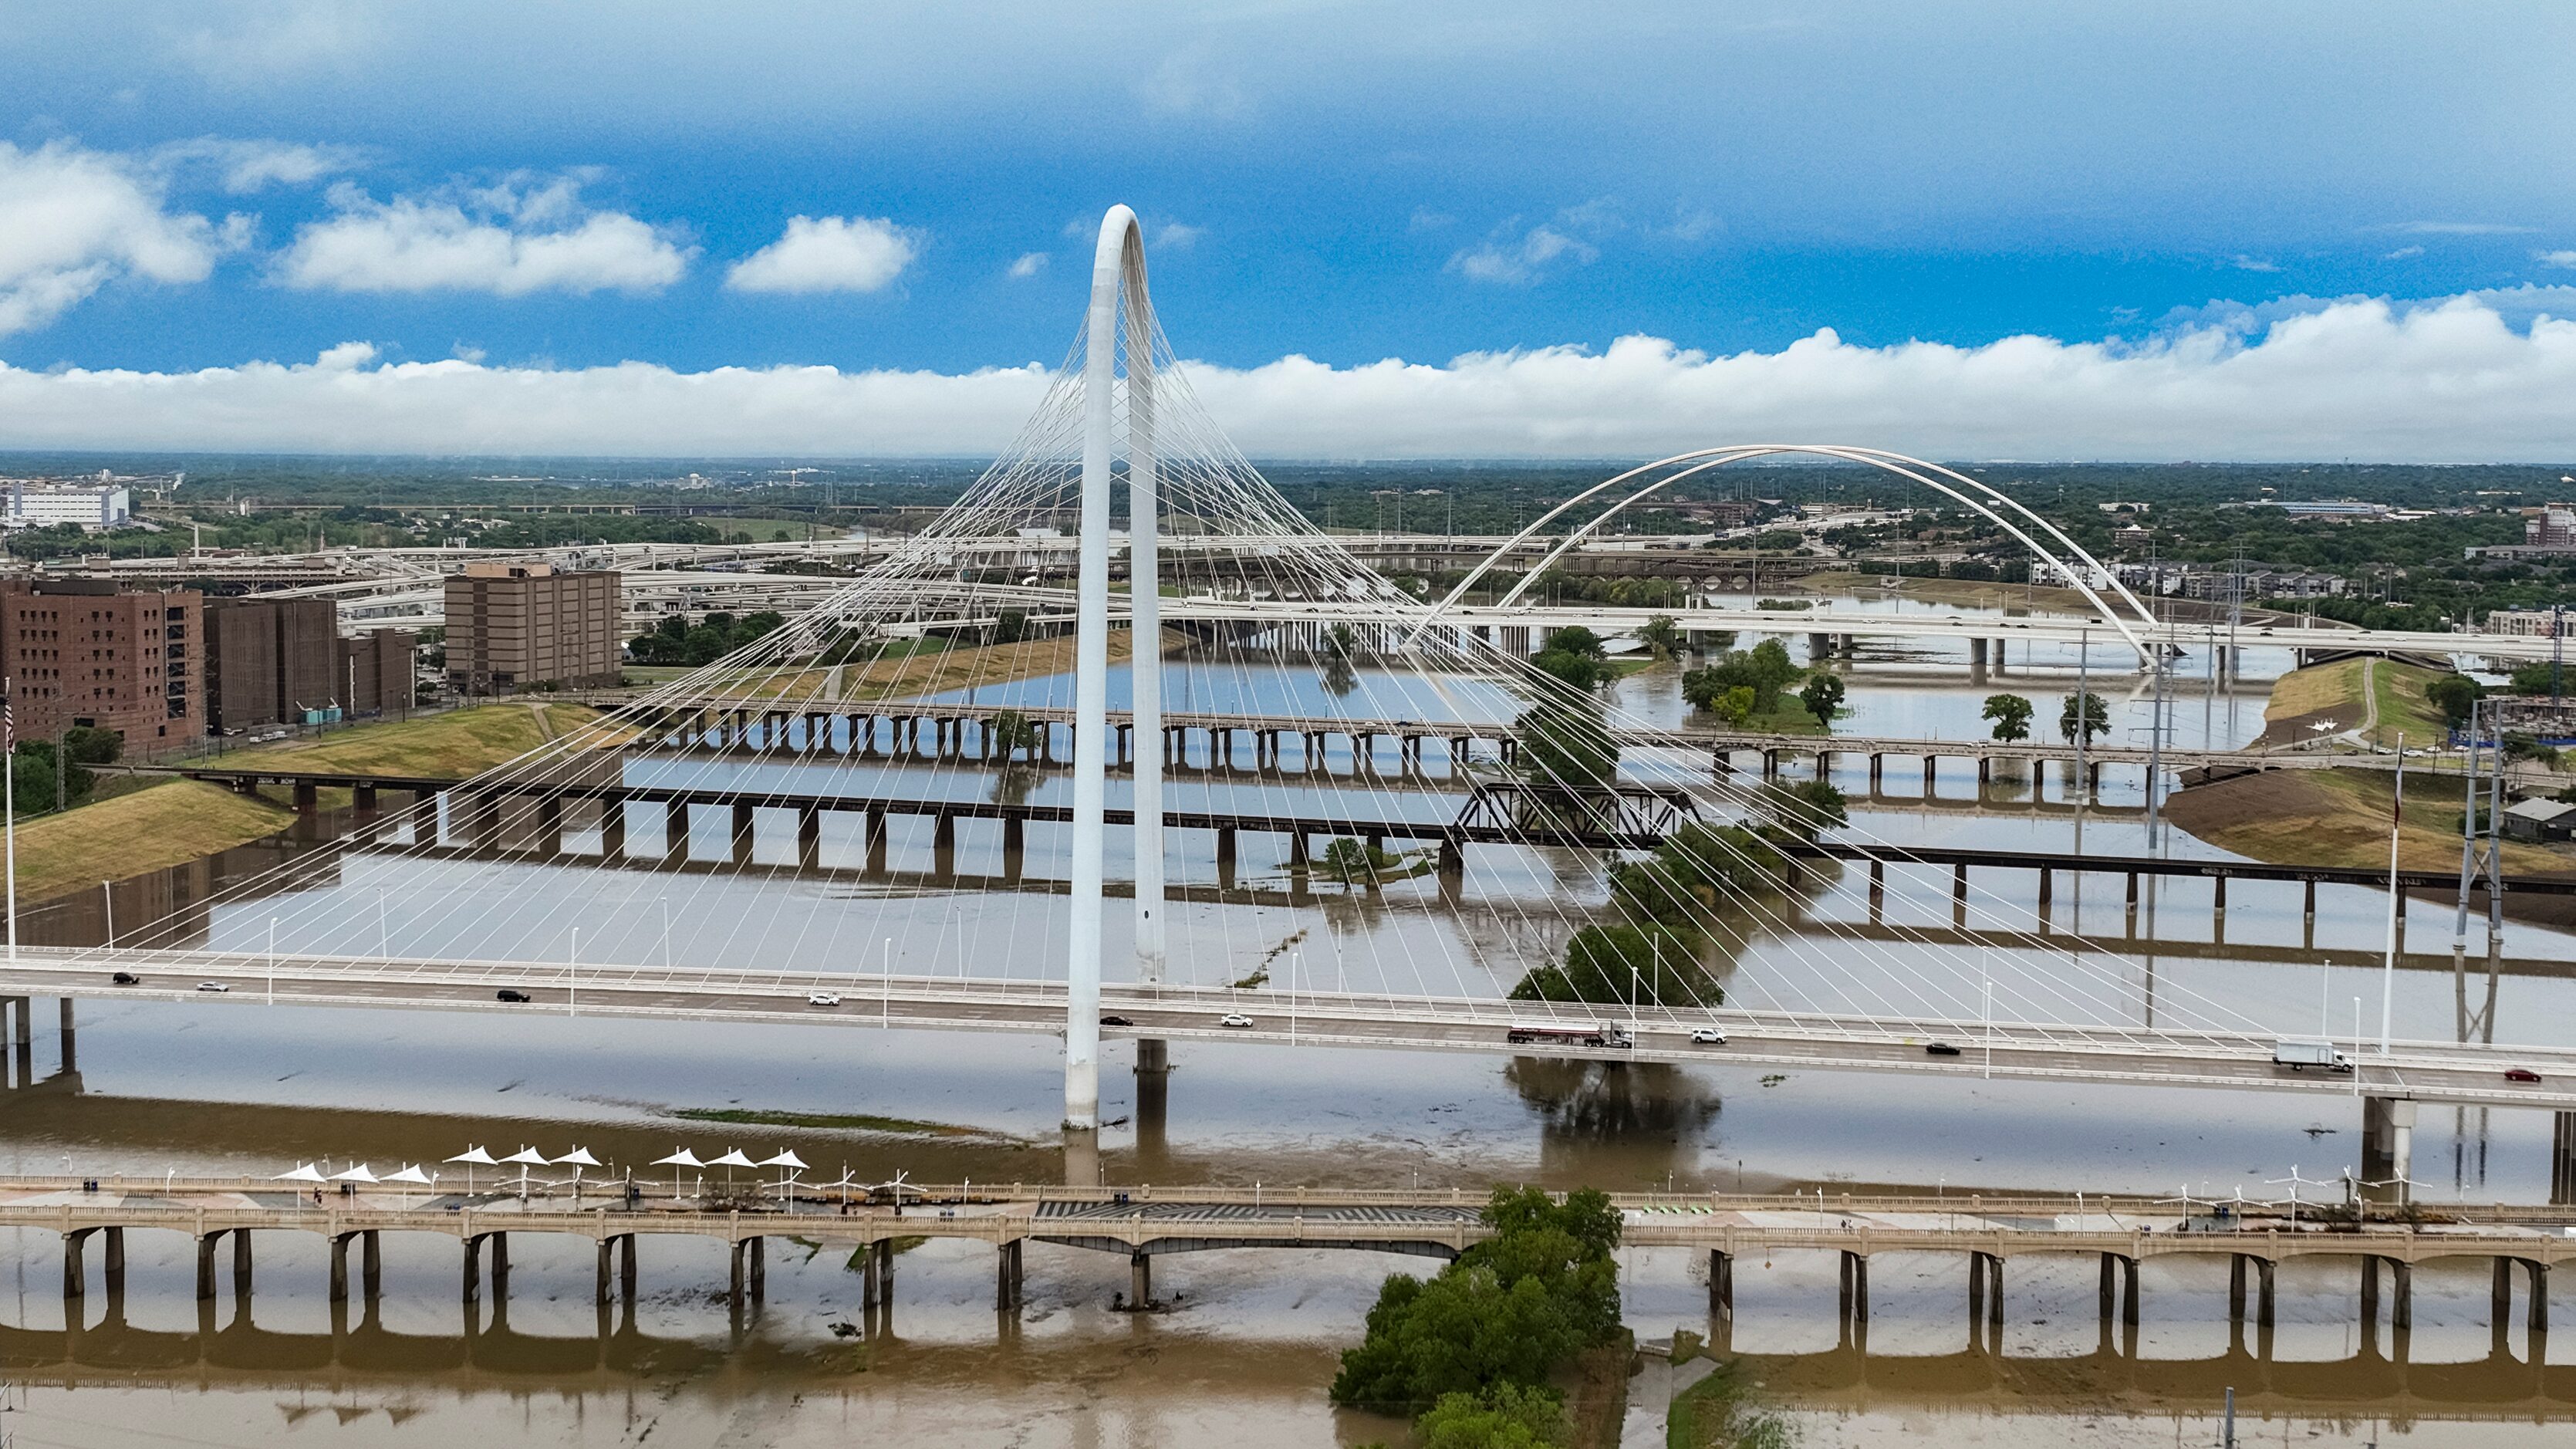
[9,950,2574,1112]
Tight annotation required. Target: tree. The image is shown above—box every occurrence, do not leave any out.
[1707,685,1755,727]
[1754,779,1846,840]
[1798,672,1845,728]
[2425,674,2485,728]
[2058,692,2111,745]
[1981,694,2034,742]
[1320,837,1382,887]
[1413,1384,1568,1449]
[62,725,121,766]
[986,709,1043,762]
[1529,647,1611,691]
[1330,1187,1623,1419]
[1518,695,1615,799]
[1634,616,1683,660]
[1541,626,1608,660]
[1509,923,1721,1009]
[1683,639,1801,717]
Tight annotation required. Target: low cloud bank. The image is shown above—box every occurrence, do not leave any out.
[3,293,2574,461]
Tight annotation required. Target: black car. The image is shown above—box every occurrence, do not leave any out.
[495,989,532,1003]
[1923,1041,1963,1057]
[111,971,139,985]
[1100,1014,1134,1027]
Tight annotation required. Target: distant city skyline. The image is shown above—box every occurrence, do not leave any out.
[2,2,2574,459]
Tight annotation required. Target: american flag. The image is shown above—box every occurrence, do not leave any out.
[2,681,12,750]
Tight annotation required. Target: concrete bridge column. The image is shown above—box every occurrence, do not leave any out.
[1288,831,1310,872]
[860,1238,880,1310]
[58,997,74,1075]
[866,809,889,875]
[293,780,319,818]
[1866,754,1882,792]
[996,1240,1025,1311]
[353,783,379,818]
[663,802,690,865]
[2549,1112,2576,1204]
[99,1225,123,1296]
[196,1232,219,1300]
[1951,864,1969,925]
[62,1226,93,1298]
[1867,860,1885,924]
[462,1234,481,1303]
[2302,880,2319,950]
[329,1231,354,1302]
[1216,826,1237,889]
[2363,1096,2418,1200]
[1838,1251,1869,1332]
[730,802,756,866]
[796,806,822,870]
[1969,637,1989,684]
[535,794,564,853]
[1437,838,1464,898]
[599,797,627,859]
[1977,757,1991,789]
[234,1228,253,1295]
[1923,755,1938,797]
[1129,1251,1152,1308]
[1707,1249,1733,1329]
[362,1230,380,1300]
[933,813,957,876]
[1304,731,1323,773]
[1003,817,1026,881]
[620,1235,638,1299]
[2037,868,2054,927]
[1761,749,1779,778]
[2124,873,2140,934]
[2526,1260,2549,1334]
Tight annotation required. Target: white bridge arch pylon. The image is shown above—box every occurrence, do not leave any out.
[1405,446,2162,665]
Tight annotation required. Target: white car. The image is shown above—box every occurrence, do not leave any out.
[1689,1028,1727,1045]
[807,991,842,1007]
[1218,1012,1255,1028]
[195,981,231,993]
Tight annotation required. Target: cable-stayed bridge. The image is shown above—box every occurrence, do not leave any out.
[4,205,2562,1202]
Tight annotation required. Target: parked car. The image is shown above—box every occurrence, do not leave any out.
[1689,1028,1728,1045]
[110,971,139,985]
[1218,1012,1255,1028]
[2507,1067,2544,1084]
[495,988,532,1003]
[1923,1041,1962,1057]
[1100,1014,1134,1027]
[807,991,842,1007]
[195,981,230,993]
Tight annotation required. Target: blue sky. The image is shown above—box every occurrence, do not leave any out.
[4,2,2575,458]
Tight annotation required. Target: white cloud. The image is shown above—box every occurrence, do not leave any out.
[155,137,363,194]
[2378,221,2534,236]
[1137,47,1247,119]
[1153,222,1204,251]
[1452,223,1597,285]
[2230,255,2280,272]
[277,177,688,296]
[10,292,2576,462]
[163,1,378,83]
[2539,250,2576,269]
[1007,252,1048,279]
[726,215,917,295]
[2383,245,2425,260]
[0,140,238,336]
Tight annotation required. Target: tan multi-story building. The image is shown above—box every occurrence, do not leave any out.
[444,563,620,694]
[0,579,203,746]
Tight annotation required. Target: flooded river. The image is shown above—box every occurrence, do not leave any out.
[5,609,2568,1444]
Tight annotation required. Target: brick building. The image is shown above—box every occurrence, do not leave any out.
[204,596,340,732]
[0,579,203,746]
[444,563,621,694]
[336,629,418,714]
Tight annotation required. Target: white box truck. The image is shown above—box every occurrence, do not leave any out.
[2273,1038,2354,1073]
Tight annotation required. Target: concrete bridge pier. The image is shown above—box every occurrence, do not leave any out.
[2362,1255,2413,1335]
[1837,1251,1869,1337]
[1437,838,1464,898]
[729,802,756,866]
[1707,1249,1734,1331]
[2363,1097,2419,1201]
[57,997,73,1075]
[234,1227,254,1295]
[2036,869,2054,930]
[1129,1251,1153,1308]
[2551,1113,2576,1204]
[865,809,889,875]
[1866,860,1885,924]
[599,798,626,859]
[729,1235,765,1309]
[1970,1251,2004,1347]
[996,1240,1025,1311]
[2098,1251,2140,1329]
[1216,826,1238,888]
[1969,637,1989,684]
[796,806,822,870]
[661,802,690,866]
[2303,880,2319,949]
[1004,817,1028,882]
[932,813,957,875]
[1865,754,1882,792]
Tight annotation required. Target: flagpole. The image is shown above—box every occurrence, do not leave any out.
[2378,735,2406,1056]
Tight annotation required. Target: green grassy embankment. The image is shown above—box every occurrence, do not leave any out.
[246,701,622,776]
[13,779,295,904]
